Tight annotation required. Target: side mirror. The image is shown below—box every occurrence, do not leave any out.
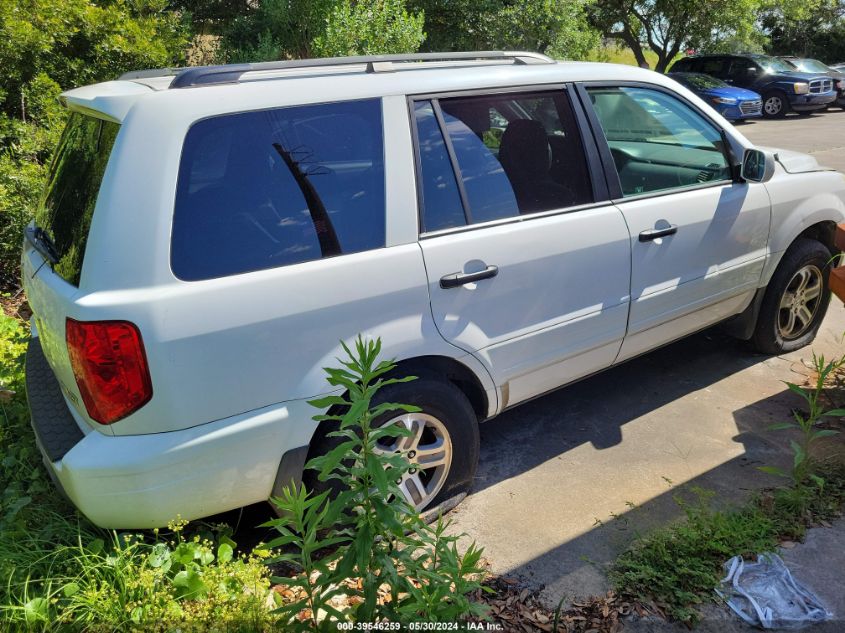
[741,148,776,183]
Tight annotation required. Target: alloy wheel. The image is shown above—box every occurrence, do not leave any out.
[373,413,452,510]
[777,264,823,340]
[764,96,783,116]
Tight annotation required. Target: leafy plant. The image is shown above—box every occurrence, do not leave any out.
[761,351,844,484]
[611,468,845,624]
[312,0,425,57]
[266,336,487,630]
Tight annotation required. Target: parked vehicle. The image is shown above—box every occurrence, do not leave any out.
[668,72,762,120]
[22,52,845,528]
[779,57,845,109]
[669,53,837,118]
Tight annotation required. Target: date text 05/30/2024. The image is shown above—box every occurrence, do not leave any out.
[336,623,504,631]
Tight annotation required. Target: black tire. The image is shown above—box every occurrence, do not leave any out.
[751,238,832,354]
[303,377,479,511]
[762,91,789,119]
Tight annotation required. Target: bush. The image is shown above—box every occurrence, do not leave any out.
[267,336,487,629]
[219,0,423,62]
[0,312,276,631]
[312,0,425,57]
[0,0,190,289]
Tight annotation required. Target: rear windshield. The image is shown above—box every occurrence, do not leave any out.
[36,113,120,286]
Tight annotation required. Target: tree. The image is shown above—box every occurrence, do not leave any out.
[0,0,189,286]
[220,0,336,61]
[219,0,423,62]
[761,0,845,61]
[167,0,250,33]
[589,0,762,71]
[410,0,599,58]
[313,0,425,57]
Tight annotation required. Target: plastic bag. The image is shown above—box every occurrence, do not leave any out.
[716,553,831,629]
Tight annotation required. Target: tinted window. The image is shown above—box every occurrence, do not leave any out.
[727,59,760,82]
[674,73,728,90]
[413,101,466,232]
[587,86,731,197]
[36,113,120,286]
[172,99,385,280]
[700,57,728,77]
[413,90,593,231]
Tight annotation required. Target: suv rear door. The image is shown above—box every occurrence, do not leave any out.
[412,87,632,407]
[23,112,122,433]
[578,83,770,362]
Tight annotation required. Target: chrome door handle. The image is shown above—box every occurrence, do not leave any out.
[440,265,499,289]
[639,225,678,242]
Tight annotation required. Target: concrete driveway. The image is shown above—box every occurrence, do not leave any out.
[735,108,845,172]
[446,112,845,612]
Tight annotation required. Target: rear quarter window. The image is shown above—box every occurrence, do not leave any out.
[36,113,120,286]
[171,99,385,281]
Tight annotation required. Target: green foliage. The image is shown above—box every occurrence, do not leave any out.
[762,0,845,62]
[761,352,844,484]
[312,0,425,57]
[1,515,275,631]
[611,469,845,624]
[589,0,763,71]
[0,0,190,288]
[0,315,277,631]
[220,0,423,62]
[0,0,188,120]
[411,0,599,58]
[267,336,487,629]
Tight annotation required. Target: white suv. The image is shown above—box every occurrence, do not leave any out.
[22,52,845,528]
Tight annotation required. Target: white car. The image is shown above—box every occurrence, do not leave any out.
[22,52,845,528]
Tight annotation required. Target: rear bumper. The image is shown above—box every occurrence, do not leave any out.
[26,337,316,528]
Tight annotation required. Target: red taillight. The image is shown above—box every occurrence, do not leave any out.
[66,319,153,425]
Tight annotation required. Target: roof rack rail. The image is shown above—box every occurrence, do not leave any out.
[120,51,554,89]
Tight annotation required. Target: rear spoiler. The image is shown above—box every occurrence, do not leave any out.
[59,81,154,124]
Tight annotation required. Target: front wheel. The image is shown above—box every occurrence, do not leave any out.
[751,238,832,354]
[762,91,789,118]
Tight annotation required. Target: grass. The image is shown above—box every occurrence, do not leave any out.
[0,309,278,631]
[610,470,845,624]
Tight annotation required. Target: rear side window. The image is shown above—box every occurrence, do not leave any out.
[413,90,593,233]
[36,113,120,286]
[172,99,385,281]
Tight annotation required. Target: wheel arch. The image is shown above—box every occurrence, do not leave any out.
[724,220,839,341]
[388,355,491,423]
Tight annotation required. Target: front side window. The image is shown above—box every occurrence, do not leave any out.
[413,90,593,232]
[172,99,385,281]
[587,86,731,197]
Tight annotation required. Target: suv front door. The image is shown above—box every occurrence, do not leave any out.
[580,84,771,362]
[411,88,632,407]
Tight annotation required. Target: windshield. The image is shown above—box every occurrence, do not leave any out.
[675,73,728,90]
[757,56,799,73]
[794,58,833,73]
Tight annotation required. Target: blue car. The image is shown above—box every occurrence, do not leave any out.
[668,72,762,121]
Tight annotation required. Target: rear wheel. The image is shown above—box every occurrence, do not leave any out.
[751,238,831,354]
[762,91,789,118]
[304,378,479,512]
